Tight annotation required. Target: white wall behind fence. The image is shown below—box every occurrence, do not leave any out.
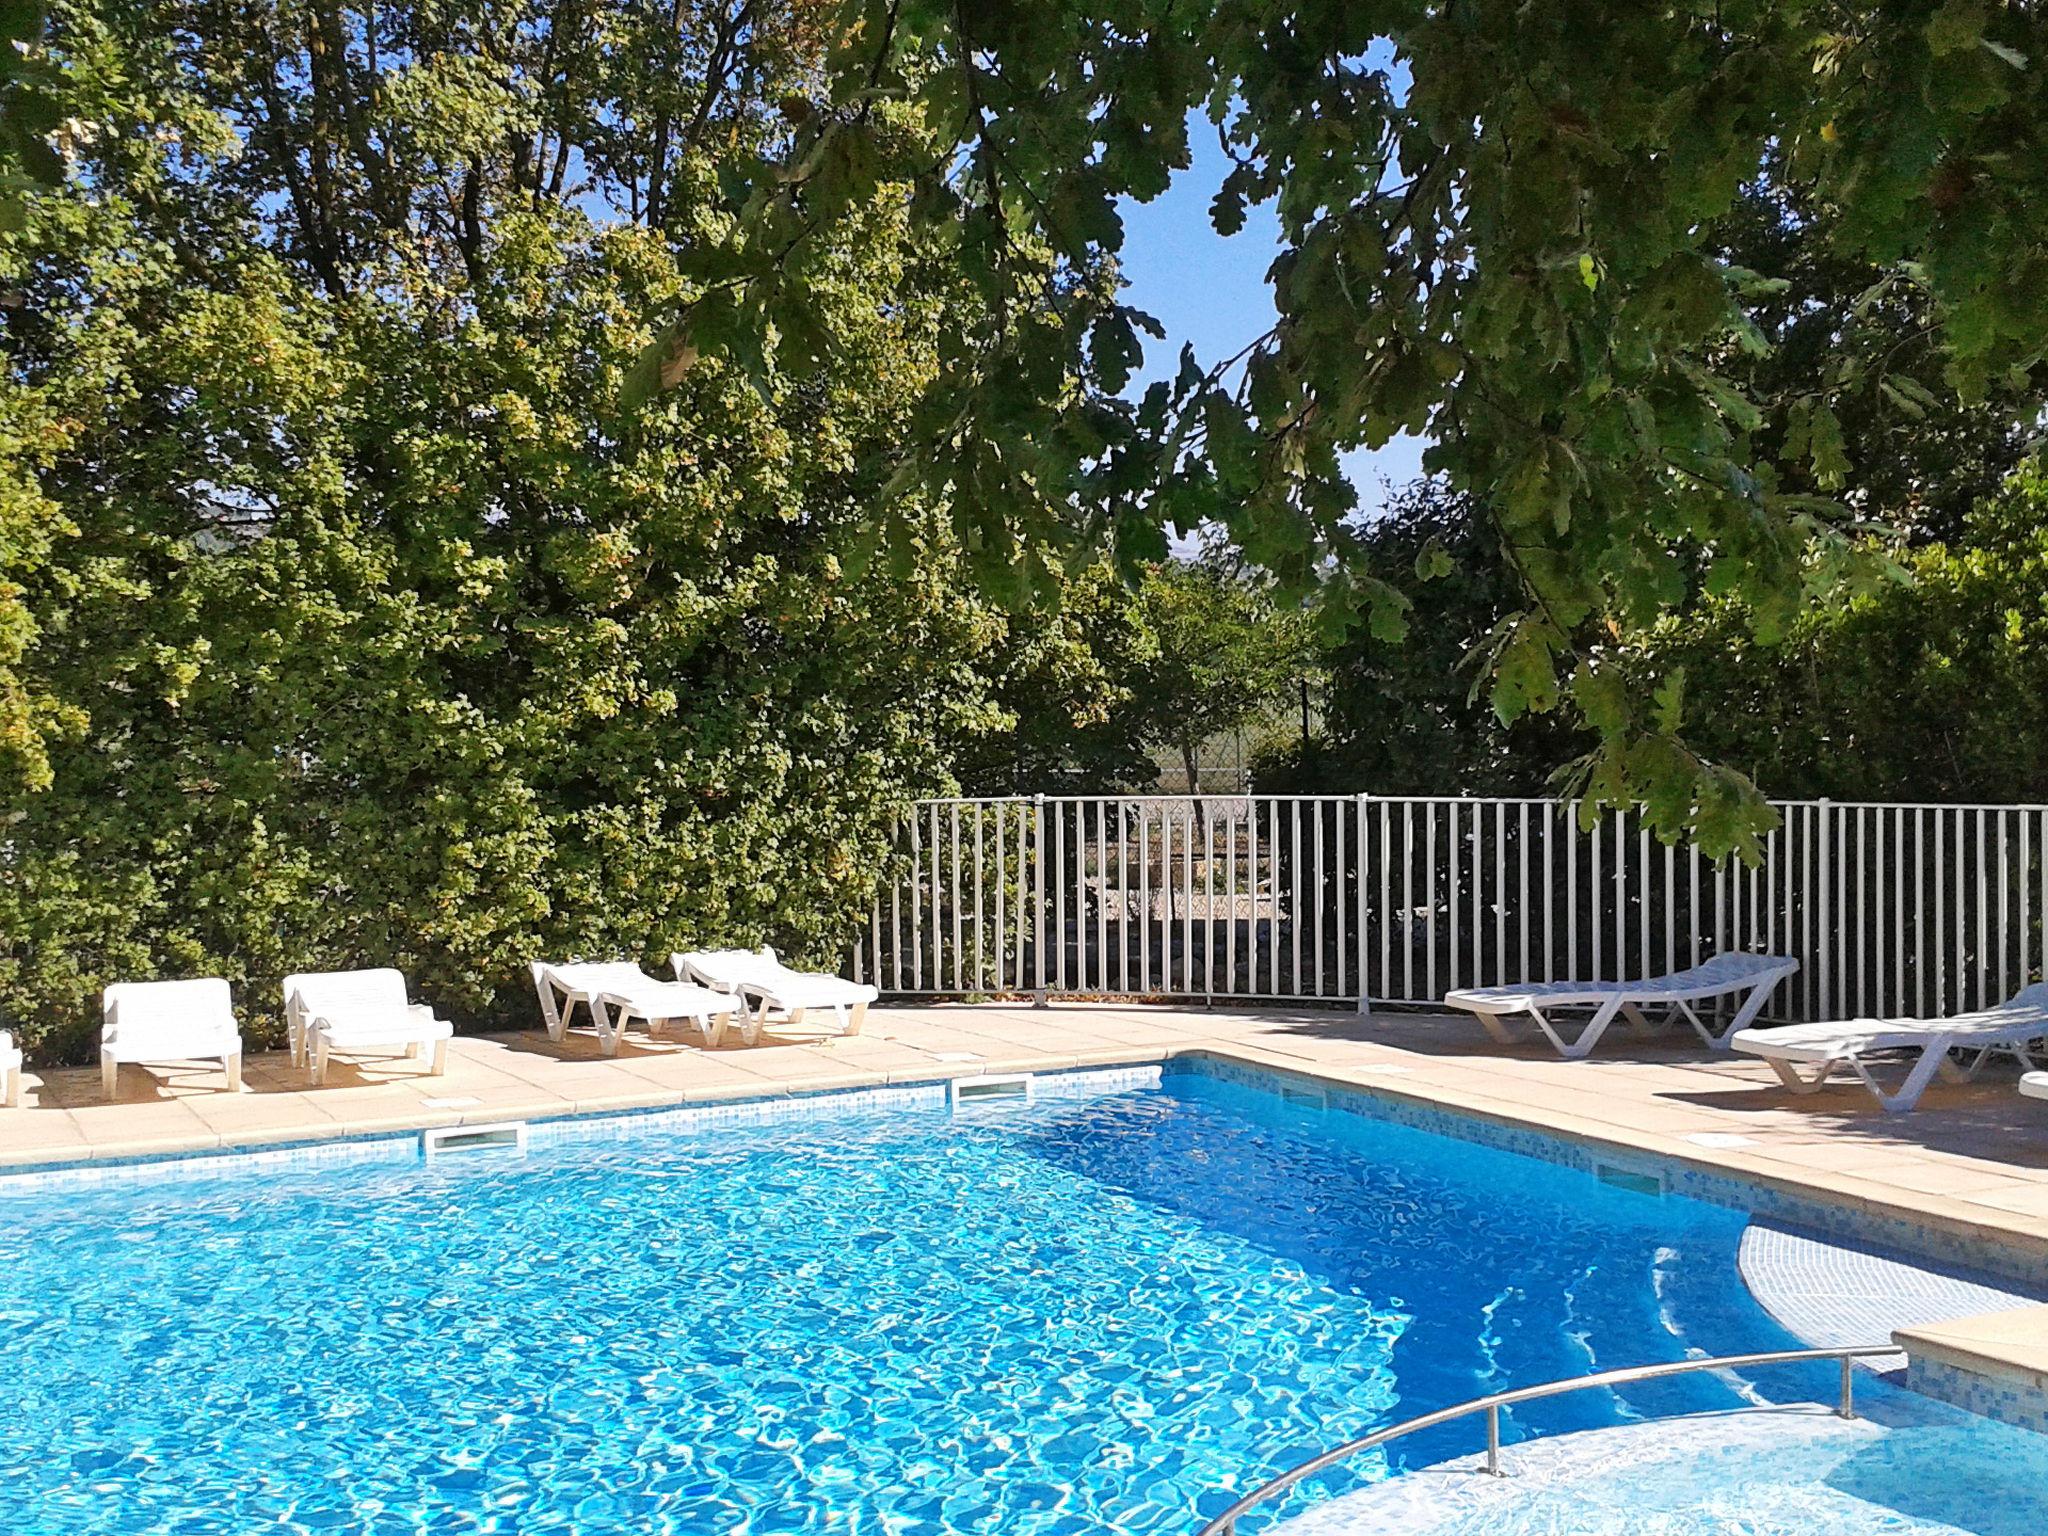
[852,796,2048,1022]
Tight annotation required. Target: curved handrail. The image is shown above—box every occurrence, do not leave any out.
[1196,1344,1897,1535]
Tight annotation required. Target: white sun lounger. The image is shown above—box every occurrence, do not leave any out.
[0,1031,19,1108]
[1444,952,1800,1059]
[100,978,244,1098]
[530,960,738,1054]
[671,946,876,1043]
[1733,983,2048,1114]
[589,977,741,1054]
[283,968,454,1084]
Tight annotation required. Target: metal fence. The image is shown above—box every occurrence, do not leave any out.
[852,795,2048,1022]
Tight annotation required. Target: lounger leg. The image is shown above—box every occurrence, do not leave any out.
[1673,1000,1715,1049]
[226,1052,243,1093]
[428,1039,448,1076]
[1712,980,1781,1051]
[1620,1002,1656,1035]
[312,1039,330,1086]
[742,996,769,1047]
[1856,1045,1950,1115]
[590,998,619,1057]
[532,964,567,1042]
[787,1006,808,1030]
[4,1067,17,1109]
[1766,1057,1836,1095]
[1532,997,1625,1059]
[102,1057,118,1099]
[845,1000,867,1036]
[1475,1011,1525,1047]
[703,1011,727,1049]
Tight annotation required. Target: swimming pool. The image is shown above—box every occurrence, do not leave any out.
[0,1063,2014,1533]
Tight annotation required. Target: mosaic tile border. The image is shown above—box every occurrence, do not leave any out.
[0,1064,1166,1195]
[1169,1054,2048,1290]
[1906,1354,2048,1436]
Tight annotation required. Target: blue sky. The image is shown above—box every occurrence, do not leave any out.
[1114,109,1426,518]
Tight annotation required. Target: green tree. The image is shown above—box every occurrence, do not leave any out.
[1258,480,1588,798]
[951,555,1314,795]
[0,0,1116,1058]
[1126,558,1313,795]
[639,0,2048,855]
[1629,469,2048,803]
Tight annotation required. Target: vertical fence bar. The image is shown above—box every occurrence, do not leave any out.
[1447,802,1462,994]
[1816,800,1834,1019]
[1954,808,1968,1014]
[1566,803,1579,983]
[1424,802,1438,1000]
[1292,799,1305,997]
[949,805,962,992]
[1331,799,1344,1001]
[1494,803,1508,988]
[1357,795,1372,1010]
[1268,799,1282,996]
[1137,804,1150,995]
[1194,808,1208,997]
[2020,810,2032,994]
[1545,807,1557,983]
[1977,807,1990,1011]
[909,807,925,991]
[1518,803,1531,985]
[1226,804,1239,997]
[1591,807,1604,981]
[1382,799,1396,1002]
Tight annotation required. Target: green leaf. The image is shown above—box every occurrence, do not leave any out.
[1652,667,1686,734]
[1571,661,1632,737]
[1414,538,1454,582]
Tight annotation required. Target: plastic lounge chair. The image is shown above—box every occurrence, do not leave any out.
[100,979,244,1098]
[0,1031,19,1108]
[283,968,454,1085]
[1732,982,2048,1114]
[671,946,877,1044]
[530,960,659,1042]
[589,977,743,1054]
[1444,952,1800,1060]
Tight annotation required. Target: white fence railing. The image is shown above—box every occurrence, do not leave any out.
[852,795,2048,1022]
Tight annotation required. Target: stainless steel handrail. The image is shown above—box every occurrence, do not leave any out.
[1196,1344,1897,1535]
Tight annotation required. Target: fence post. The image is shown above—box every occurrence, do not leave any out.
[1355,792,1372,1015]
[1033,793,1049,1008]
[1817,798,1833,1019]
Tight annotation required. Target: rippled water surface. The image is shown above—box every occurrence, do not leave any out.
[0,1066,1908,1533]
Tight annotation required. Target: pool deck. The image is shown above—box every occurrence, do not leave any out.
[13,1001,2048,1248]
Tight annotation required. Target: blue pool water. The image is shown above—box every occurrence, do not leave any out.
[0,1065,2027,1534]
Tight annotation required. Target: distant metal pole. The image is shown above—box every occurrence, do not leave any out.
[1485,1404,1502,1475]
[1838,1356,1856,1420]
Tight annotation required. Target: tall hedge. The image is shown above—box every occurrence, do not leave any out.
[0,3,1031,1060]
